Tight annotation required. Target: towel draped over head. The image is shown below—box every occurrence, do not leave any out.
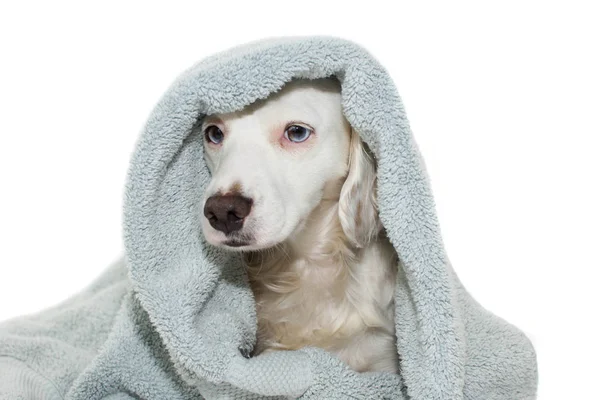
[0,36,537,400]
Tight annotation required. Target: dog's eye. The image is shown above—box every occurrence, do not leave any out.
[284,125,312,143]
[204,125,224,144]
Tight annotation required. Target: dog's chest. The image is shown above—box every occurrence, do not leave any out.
[247,239,399,372]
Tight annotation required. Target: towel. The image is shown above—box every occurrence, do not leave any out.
[0,35,537,399]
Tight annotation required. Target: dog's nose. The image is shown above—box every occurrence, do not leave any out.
[203,195,253,234]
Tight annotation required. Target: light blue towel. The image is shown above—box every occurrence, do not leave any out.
[0,35,537,399]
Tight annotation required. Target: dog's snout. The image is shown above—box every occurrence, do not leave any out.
[204,195,253,234]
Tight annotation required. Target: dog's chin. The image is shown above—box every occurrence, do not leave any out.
[204,234,252,251]
[218,236,284,252]
[202,230,265,252]
[202,217,303,252]
[203,230,289,253]
[220,240,252,251]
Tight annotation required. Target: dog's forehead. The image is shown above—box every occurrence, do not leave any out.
[211,79,343,127]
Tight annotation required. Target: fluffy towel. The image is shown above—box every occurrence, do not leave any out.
[0,35,537,399]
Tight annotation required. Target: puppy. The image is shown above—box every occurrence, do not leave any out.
[200,77,399,373]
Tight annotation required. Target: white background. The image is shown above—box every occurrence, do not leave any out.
[0,1,598,398]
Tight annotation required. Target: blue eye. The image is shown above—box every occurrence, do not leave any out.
[205,125,224,144]
[284,124,312,143]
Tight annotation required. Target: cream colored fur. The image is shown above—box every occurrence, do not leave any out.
[201,77,399,373]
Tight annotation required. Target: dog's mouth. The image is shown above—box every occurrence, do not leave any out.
[219,231,255,249]
[223,239,250,248]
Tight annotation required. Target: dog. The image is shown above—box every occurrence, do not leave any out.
[199,77,399,374]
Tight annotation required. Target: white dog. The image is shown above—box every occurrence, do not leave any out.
[200,77,399,373]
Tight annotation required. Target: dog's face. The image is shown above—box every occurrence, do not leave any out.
[200,78,380,251]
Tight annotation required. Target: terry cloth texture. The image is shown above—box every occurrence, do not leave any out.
[0,36,537,399]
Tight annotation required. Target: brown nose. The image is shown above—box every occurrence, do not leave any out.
[203,195,253,234]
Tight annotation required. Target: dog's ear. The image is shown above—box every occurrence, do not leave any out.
[338,128,382,248]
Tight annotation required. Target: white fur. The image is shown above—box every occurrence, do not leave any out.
[201,78,399,373]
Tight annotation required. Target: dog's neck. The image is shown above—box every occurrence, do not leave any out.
[241,194,398,364]
[288,200,348,259]
[242,195,354,283]
[286,177,349,255]
[241,191,359,302]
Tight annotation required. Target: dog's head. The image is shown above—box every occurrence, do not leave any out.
[200,77,381,251]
